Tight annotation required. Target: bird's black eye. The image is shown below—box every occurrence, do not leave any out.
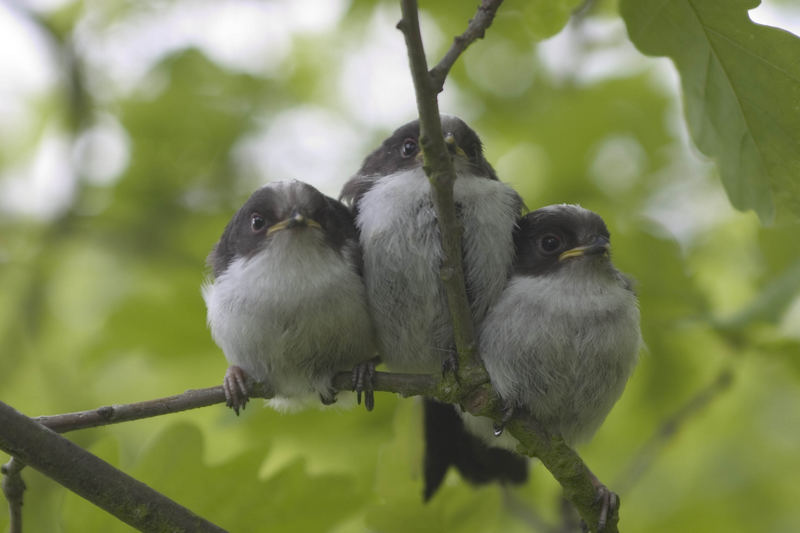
[250,213,266,233]
[401,138,418,158]
[539,234,562,254]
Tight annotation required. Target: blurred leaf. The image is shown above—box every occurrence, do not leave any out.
[386,0,583,59]
[715,259,800,330]
[613,226,712,406]
[515,0,585,41]
[620,0,800,223]
[61,423,365,532]
[623,355,800,532]
[44,0,86,41]
[757,221,800,275]
[747,332,800,379]
[476,73,674,206]
[234,391,400,480]
[87,260,210,363]
[103,50,272,254]
[478,0,585,44]
[364,399,519,533]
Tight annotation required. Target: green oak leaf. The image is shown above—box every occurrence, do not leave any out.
[621,0,800,223]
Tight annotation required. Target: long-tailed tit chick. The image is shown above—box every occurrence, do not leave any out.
[204,180,376,414]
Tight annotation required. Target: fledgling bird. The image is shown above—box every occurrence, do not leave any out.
[341,116,526,499]
[203,180,376,414]
[466,204,641,523]
[340,115,522,373]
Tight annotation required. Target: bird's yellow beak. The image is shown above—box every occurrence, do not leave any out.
[413,132,468,162]
[266,212,322,236]
[558,237,610,262]
[444,132,468,159]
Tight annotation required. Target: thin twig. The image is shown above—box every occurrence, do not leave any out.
[35,387,227,433]
[1,458,25,533]
[0,401,226,533]
[429,0,504,92]
[398,0,484,383]
[31,371,438,434]
[614,366,734,493]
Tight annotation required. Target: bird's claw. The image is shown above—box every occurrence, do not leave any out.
[580,476,619,532]
[223,365,251,416]
[493,403,515,437]
[441,352,459,379]
[351,359,377,411]
[594,484,618,531]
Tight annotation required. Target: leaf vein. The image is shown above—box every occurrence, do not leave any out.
[705,25,800,86]
[687,0,771,198]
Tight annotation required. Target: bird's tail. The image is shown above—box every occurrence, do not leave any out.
[423,398,528,501]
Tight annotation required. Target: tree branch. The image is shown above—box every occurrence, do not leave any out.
[398,0,484,384]
[458,383,620,533]
[429,0,505,92]
[0,401,226,533]
[30,371,439,434]
[0,371,439,532]
[396,2,617,531]
[512,421,619,532]
[35,387,229,434]
[4,368,613,531]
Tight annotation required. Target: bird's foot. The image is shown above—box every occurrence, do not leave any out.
[352,358,378,411]
[493,403,515,437]
[223,365,251,416]
[580,474,619,532]
[441,352,459,380]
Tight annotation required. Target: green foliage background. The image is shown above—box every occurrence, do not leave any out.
[2,0,800,531]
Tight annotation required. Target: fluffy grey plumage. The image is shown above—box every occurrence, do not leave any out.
[342,116,526,500]
[466,204,641,448]
[203,180,375,412]
[340,115,522,373]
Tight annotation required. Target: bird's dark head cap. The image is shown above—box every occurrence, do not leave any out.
[208,180,356,277]
[341,115,497,208]
[514,204,612,277]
